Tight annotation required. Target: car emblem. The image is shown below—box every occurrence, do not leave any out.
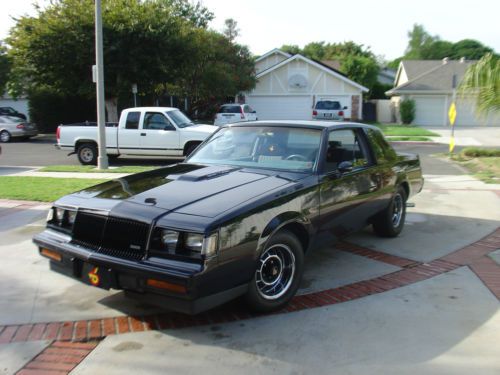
[130,244,141,250]
[88,267,100,286]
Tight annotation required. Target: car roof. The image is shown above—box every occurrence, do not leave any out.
[226,120,380,131]
[220,103,243,107]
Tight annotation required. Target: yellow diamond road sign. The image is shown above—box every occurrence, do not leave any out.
[448,102,457,126]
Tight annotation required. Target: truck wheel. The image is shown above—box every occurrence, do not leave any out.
[77,143,98,165]
[0,130,11,143]
[245,230,304,313]
[372,186,407,237]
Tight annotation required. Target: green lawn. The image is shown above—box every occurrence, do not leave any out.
[374,124,439,137]
[447,148,500,184]
[39,165,157,174]
[0,177,106,202]
[386,136,432,142]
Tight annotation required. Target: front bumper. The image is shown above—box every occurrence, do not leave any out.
[33,229,248,314]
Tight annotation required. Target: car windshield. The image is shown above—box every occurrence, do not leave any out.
[167,110,195,128]
[188,126,322,172]
[218,105,241,114]
[315,101,341,110]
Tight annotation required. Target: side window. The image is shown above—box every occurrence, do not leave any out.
[244,105,253,113]
[125,112,140,129]
[325,129,369,172]
[143,112,173,130]
[365,129,397,163]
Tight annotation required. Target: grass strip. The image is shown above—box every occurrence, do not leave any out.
[38,165,156,174]
[0,177,107,202]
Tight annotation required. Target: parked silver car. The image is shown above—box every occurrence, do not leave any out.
[0,116,38,142]
[214,104,258,126]
[312,100,347,121]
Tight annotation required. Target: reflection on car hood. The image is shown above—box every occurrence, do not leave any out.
[69,164,298,218]
[182,124,218,133]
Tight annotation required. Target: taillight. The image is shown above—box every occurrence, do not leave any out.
[338,111,344,117]
[16,123,26,129]
[312,110,317,116]
[56,125,61,141]
[240,106,245,119]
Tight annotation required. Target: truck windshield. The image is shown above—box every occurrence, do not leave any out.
[167,110,195,128]
[188,126,322,173]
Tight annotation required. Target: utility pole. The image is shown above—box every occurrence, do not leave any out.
[95,0,108,169]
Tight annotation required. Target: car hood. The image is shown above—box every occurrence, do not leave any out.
[182,124,218,133]
[67,164,298,218]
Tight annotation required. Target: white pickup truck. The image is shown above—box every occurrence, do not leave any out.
[57,107,218,165]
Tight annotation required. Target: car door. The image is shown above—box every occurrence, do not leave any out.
[117,111,142,154]
[318,128,382,237]
[140,112,180,155]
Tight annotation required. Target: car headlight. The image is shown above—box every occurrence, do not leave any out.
[48,207,77,229]
[156,229,218,257]
[161,230,179,252]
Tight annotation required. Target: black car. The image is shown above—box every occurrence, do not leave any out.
[34,121,423,314]
[0,106,27,120]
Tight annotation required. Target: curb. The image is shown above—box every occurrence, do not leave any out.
[1,228,498,346]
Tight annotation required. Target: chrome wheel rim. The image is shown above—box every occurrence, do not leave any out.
[256,244,295,300]
[80,148,94,163]
[0,132,9,142]
[392,194,403,227]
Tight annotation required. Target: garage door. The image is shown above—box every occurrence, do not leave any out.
[412,96,446,126]
[455,99,499,126]
[246,95,312,120]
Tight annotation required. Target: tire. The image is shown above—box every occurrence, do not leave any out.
[0,130,11,143]
[245,230,304,312]
[77,143,98,165]
[184,143,199,157]
[372,185,407,237]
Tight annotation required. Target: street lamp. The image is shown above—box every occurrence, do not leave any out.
[95,0,108,169]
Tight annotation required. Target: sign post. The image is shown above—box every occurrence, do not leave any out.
[448,74,457,154]
[95,0,108,169]
[132,84,138,107]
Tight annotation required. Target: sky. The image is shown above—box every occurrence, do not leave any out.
[1,0,499,60]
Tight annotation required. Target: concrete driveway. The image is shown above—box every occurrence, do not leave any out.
[0,147,498,375]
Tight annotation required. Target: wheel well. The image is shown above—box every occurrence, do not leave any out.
[279,222,310,253]
[75,140,97,151]
[183,141,202,156]
[400,181,410,199]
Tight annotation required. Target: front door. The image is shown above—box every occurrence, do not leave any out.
[140,112,180,155]
[318,128,381,237]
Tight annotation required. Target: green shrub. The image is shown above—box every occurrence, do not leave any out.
[461,147,500,157]
[399,99,416,124]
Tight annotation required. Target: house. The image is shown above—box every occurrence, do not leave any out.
[242,49,368,121]
[387,58,499,126]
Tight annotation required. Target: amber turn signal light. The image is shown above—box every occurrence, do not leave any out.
[40,248,62,262]
[146,278,187,294]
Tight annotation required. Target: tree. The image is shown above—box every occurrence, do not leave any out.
[450,39,493,60]
[279,41,379,91]
[0,42,10,94]
[420,40,454,59]
[6,0,225,121]
[404,24,437,59]
[459,53,500,116]
[280,44,301,55]
[223,18,239,41]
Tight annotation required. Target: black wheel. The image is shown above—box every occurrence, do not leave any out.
[184,143,199,157]
[245,230,304,312]
[372,186,407,237]
[77,143,98,165]
[0,130,11,143]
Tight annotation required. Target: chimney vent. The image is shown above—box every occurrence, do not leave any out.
[442,57,449,64]
[460,57,466,63]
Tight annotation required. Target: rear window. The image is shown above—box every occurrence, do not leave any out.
[315,101,341,110]
[125,111,140,129]
[218,105,241,114]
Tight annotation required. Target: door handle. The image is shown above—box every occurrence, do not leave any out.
[140,133,146,136]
